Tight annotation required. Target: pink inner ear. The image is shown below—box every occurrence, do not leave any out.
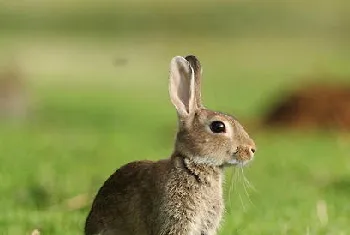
[169,57,195,117]
[177,65,191,113]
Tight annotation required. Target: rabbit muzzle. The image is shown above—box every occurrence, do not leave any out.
[228,145,255,167]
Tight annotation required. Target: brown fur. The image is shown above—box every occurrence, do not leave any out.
[85,55,256,235]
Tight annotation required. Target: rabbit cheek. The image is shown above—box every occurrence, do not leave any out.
[208,136,234,165]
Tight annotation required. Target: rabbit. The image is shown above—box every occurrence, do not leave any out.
[84,55,256,235]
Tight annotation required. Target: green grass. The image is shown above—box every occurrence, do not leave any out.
[1,85,350,234]
[1,1,350,234]
[1,0,349,37]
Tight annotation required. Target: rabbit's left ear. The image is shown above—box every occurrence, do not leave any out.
[169,56,196,120]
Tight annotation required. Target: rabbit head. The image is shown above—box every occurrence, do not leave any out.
[169,55,256,167]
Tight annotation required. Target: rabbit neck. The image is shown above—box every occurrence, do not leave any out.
[172,153,223,184]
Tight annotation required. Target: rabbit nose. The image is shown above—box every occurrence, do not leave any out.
[250,148,256,154]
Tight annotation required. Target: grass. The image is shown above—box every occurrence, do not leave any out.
[1,85,350,234]
[1,51,350,234]
[0,0,348,36]
[0,1,350,234]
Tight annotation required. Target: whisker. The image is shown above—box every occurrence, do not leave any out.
[237,188,246,212]
[233,168,241,207]
[240,167,254,206]
[228,168,235,211]
[234,166,247,211]
[228,163,257,212]
[242,173,257,192]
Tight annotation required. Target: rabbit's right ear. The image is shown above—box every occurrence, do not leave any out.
[185,55,202,109]
[169,56,196,120]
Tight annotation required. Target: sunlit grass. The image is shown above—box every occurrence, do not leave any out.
[1,81,350,234]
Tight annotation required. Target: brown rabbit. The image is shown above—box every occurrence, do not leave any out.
[85,55,256,235]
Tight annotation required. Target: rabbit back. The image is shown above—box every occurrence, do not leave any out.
[85,160,169,235]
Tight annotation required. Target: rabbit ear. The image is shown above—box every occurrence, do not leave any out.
[185,55,202,109]
[169,56,196,120]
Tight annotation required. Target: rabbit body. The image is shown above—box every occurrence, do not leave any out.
[85,55,255,235]
[85,155,223,235]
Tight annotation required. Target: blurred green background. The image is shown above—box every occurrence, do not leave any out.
[0,0,350,234]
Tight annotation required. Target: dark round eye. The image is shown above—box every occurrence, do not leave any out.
[210,121,226,133]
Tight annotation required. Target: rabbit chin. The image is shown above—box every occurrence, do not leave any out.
[227,158,252,167]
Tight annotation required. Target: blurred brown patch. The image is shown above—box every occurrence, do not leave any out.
[0,64,28,121]
[64,193,91,211]
[262,82,350,130]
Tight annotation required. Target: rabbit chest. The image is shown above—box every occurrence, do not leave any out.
[160,167,224,235]
[193,176,224,235]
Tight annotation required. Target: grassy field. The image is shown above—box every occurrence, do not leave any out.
[1,1,350,234]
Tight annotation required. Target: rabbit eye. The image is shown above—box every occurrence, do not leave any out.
[210,121,226,133]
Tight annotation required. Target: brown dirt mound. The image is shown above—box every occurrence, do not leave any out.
[263,82,350,130]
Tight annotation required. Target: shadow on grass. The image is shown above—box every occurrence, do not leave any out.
[15,184,51,209]
[325,177,350,195]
